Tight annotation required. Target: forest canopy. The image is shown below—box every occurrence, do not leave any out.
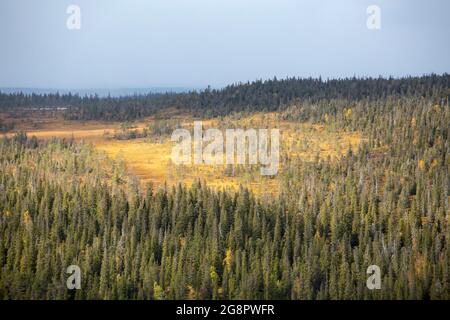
[1,74,449,121]
[0,74,449,299]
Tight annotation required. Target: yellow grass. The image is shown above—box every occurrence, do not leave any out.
[94,139,172,186]
[1,112,364,195]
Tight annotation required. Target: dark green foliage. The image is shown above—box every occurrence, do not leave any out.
[0,75,449,299]
[1,74,449,121]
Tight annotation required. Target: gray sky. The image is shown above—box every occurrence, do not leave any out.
[0,0,449,89]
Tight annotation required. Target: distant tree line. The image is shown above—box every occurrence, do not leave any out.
[1,74,449,121]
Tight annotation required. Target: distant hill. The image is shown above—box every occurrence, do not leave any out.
[1,74,449,121]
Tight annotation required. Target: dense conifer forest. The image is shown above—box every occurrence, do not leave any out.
[1,74,449,121]
[0,75,449,299]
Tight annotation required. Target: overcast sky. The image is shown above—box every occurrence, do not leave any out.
[0,0,449,89]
